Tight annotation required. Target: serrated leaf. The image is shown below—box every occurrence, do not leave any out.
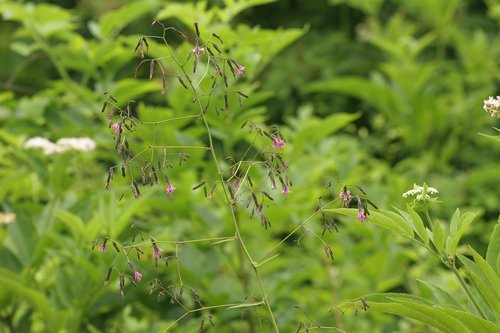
[407,204,429,246]
[417,279,462,309]
[486,224,500,275]
[327,208,414,238]
[457,254,500,318]
[446,211,477,257]
[99,1,160,39]
[432,221,446,254]
[469,246,500,300]
[362,293,470,333]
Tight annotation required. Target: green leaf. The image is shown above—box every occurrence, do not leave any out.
[219,0,276,23]
[363,293,470,333]
[407,204,429,246]
[0,268,52,318]
[469,246,500,300]
[457,254,500,318]
[446,210,478,257]
[417,279,462,309]
[432,221,446,254]
[99,1,160,39]
[486,224,500,275]
[327,208,414,238]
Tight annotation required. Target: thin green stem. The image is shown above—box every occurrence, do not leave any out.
[449,263,488,320]
[166,44,280,332]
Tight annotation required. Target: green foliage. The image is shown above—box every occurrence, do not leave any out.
[0,0,499,332]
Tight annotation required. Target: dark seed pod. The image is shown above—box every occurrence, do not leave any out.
[119,275,125,297]
[211,42,222,54]
[193,22,200,37]
[212,33,223,44]
[149,60,155,80]
[104,266,113,285]
[178,76,188,89]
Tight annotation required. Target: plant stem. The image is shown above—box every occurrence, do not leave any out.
[167,48,280,331]
[449,263,488,320]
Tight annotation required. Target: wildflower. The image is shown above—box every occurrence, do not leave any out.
[234,180,240,191]
[236,64,245,75]
[192,45,205,57]
[23,137,64,155]
[153,244,162,259]
[99,238,107,253]
[134,270,142,281]
[56,138,96,152]
[272,137,285,149]
[483,96,500,118]
[281,185,290,197]
[166,184,176,197]
[339,188,352,207]
[357,208,367,223]
[112,122,121,134]
[402,183,439,202]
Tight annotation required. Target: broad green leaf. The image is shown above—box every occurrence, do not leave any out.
[363,293,469,333]
[99,1,160,39]
[450,208,461,234]
[432,221,446,254]
[407,204,429,246]
[486,224,500,274]
[219,0,276,23]
[0,268,52,318]
[440,307,500,333]
[417,279,462,309]
[469,246,500,300]
[327,208,414,238]
[457,254,500,318]
[446,211,478,257]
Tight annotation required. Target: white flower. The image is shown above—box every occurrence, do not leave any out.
[56,138,96,152]
[24,137,96,155]
[23,137,64,155]
[483,96,500,118]
[402,183,439,201]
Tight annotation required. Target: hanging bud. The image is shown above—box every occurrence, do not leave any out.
[178,76,188,89]
[104,266,113,286]
[119,275,125,297]
[193,22,200,37]
[149,60,155,80]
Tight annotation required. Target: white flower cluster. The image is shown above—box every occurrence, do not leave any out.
[23,137,96,155]
[402,183,439,201]
[483,96,500,118]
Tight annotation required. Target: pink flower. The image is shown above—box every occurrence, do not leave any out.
[281,186,290,198]
[134,270,142,281]
[192,45,205,56]
[112,122,121,134]
[153,244,162,258]
[98,244,106,253]
[272,137,285,149]
[166,184,176,197]
[357,209,367,223]
[236,64,245,75]
[339,189,352,207]
[234,180,240,191]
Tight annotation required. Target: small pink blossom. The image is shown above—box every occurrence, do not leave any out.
[112,122,121,134]
[234,180,240,191]
[339,189,352,207]
[98,244,106,253]
[134,270,142,281]
[272,137,285,149]
[192,45,205,56]
[166,184,176,197]
[281,186,290,198]
[236,64,245,75]
[357,209,367,223]
[153,244,162,258]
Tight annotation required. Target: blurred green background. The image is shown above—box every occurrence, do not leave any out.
[0,0,499,332]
